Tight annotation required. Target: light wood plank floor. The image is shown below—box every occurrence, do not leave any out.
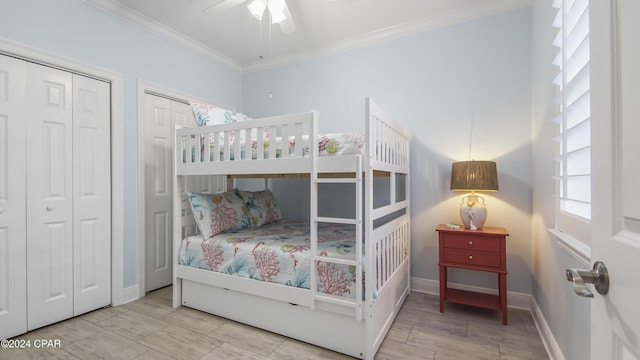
[2,287,549,360]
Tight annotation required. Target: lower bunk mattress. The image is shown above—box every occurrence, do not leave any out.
[179,221,359,297]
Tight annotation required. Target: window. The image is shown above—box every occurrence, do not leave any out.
[552,0,591,236]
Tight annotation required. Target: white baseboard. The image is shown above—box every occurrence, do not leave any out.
[531,296,565,360]
[121,285,140,305]
[410,277,531,310]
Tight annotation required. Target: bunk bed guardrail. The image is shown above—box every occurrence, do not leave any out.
[175,111,318,176]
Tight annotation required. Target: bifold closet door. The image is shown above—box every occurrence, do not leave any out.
[26,64,74,330]
[0,55,27,340]
[26,64,111,330]
[72,74,111,316]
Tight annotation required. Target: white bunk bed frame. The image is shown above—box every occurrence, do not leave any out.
[172,98,411,359]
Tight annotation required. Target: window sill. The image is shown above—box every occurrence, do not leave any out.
[548,228,591,267]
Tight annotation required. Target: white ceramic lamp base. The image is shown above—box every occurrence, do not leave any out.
[459,195,487,230]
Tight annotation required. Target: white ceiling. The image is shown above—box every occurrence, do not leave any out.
[85,0,532,73]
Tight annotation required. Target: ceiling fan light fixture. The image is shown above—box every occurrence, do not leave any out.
[268,0,286,23]
[270,11,286,23]
[247,0,267,20]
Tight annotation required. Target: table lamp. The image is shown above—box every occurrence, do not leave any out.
[450,160,499,230]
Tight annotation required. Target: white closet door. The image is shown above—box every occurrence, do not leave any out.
[172,100,193,128]
[0,55,27,340]
[26,63,74,330]
[72,74,111,316]
[144,94,173,292]
[144,95,223,292]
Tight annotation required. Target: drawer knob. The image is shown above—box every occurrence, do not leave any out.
[469,255,473,260]
[468,241,473,246]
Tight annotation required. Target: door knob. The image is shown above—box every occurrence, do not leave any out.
[566,261,609,298]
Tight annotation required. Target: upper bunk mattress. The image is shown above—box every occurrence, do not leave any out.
[179,221,358,297]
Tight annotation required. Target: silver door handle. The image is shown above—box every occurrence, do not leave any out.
[566,261,609,298]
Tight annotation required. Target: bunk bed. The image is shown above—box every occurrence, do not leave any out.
[172,98,411,359]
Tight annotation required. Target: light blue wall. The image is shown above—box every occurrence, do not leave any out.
[0,0,242,288]
[243,8,534,294]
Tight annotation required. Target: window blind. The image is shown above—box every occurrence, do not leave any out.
[552,0,591,221]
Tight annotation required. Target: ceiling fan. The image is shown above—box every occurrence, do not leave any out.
[203,0,296,34]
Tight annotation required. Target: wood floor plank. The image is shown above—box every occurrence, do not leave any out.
[376,338,436,360]
[269,339,355,360]
[162,306,228,335]
[96,310,170,341]
[207,321,286,356]
[200,343,272,360]
[65,330,150,360]
[138,325,222,360]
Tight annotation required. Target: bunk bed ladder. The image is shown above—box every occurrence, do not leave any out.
[310,155,364,321]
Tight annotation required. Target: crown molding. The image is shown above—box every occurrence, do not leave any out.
[243,0,534,73]
[81,0,243,73]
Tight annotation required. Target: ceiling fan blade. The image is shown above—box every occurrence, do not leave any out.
[277,1,296,34]
[202,0,246,15]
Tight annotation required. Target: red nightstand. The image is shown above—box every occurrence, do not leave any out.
[436,224,509,325]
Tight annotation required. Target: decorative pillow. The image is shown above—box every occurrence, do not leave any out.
[189,101,252,127]
[235,189,282,228]
[187,191,252,238]
[190,101,264,151]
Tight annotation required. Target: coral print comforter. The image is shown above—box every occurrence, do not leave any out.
[179,221,358,297]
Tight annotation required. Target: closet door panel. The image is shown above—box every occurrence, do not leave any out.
[172,101,194,128]
[72,74,111,315]
[0,55,27,340]
[26,63,73,330]
[144,94,172,291]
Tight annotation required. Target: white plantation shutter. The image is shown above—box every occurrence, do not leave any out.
[552,0,591,240]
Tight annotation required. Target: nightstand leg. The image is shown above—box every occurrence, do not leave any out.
[499,273,507,325]
[439,265,446,313]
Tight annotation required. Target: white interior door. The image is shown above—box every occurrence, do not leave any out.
[171,99,193,129]
[143,93,222,292]
[26,63,74,330]
[0,55,27,340]
[72,74,111,316]
[144,94,174,292]
[590,0,640,358]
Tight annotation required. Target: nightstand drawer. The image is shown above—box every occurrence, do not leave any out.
[443,234,501,252]
[442,248,501,268]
